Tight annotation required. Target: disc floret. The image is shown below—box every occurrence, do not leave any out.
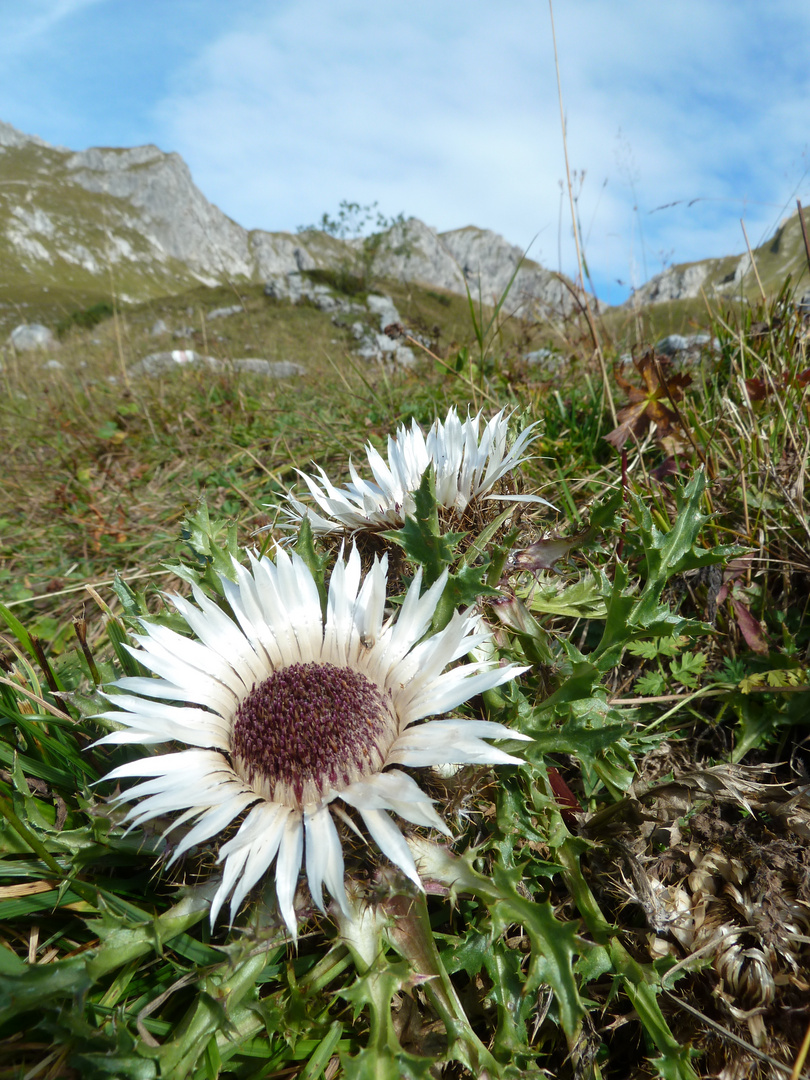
[232,661,395,806]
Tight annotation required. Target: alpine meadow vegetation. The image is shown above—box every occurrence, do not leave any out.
[1,263,810,1080]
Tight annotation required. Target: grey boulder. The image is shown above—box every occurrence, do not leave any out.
[9,323,57,350]
[131,349,304,379]
[130,349,219,376]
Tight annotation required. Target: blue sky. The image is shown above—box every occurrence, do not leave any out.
[2,0,810,304]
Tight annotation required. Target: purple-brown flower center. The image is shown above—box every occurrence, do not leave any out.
[231,661,393,808]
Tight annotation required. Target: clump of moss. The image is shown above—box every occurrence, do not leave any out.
[56,300,115,338]
[301,266,367,296]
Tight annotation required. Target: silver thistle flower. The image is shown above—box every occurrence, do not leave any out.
[281,406,553,535]
[97,546,529,938]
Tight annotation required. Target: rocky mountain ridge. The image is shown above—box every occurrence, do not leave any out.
[0,119,570,319]
[5,118,807,320]
[626,209,810,306]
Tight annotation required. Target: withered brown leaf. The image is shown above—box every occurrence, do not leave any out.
[506,530,589,573]
[605,349,692,450]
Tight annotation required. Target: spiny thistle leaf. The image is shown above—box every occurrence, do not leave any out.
[519,573,607,619]
[293,515,329,614]
[406,842,586,1045]
[431,562,500,632]
[592,472,739,668]
[339,960,434,1079]
[342,1047,434,1080]
[382,465,464,583]
[167,497,240,590]
[489,863,585,1042]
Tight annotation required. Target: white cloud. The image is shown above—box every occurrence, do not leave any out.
[548,0,810,296]
[0,0,109,53]
[152,4,572,255]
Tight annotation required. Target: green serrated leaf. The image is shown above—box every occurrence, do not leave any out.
[444,929,492,980]
[382,466,462,583]
[338,959,420,1056]
[574,943,613,984]
[635,671,667,696]
[623,976,699,1080]
[531,652,602,714]
[294,516,329,616]
[413,845,587,1047]
[485,941,535,1055]
[669,651,707,689]
[342,1046,434,1080]
[0,956,92,1025]
[521,573,607,619]
[431,563,500,631]
[593,561,637,665]
[179,497,240,584]
[626,637,684,660]
[490,864,585,1041]
[585,486,624,536]
[592,473,731,671]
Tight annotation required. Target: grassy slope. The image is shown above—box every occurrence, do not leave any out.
[0,144,205,327]
[1,275,557,635]
[4,263,805,638]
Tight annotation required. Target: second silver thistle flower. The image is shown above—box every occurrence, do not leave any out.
[279,406,555,535]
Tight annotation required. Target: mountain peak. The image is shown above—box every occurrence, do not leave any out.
[0,119,62,151]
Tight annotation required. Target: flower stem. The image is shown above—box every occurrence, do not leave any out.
[385,891,501,1076]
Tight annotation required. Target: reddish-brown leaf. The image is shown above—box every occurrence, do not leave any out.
[605,350,692,449]
[729,597,769,655]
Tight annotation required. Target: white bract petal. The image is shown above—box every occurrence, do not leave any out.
[169,790,259,864]
[339,770,451,836]
[274,812,305,939]
[356,807,422,888]
[389,717,531,768]
[305,803,349,916]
